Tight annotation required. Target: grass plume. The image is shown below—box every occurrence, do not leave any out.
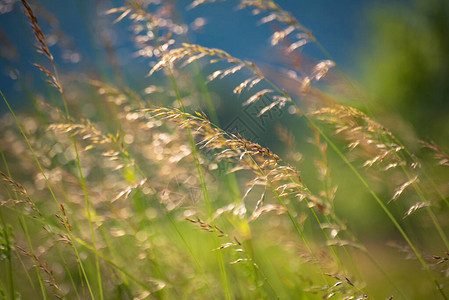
[0,0,448,299]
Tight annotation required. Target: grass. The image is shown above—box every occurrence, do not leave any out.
[0,0,448,299]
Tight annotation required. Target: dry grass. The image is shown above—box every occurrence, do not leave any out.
[0,0,448,299]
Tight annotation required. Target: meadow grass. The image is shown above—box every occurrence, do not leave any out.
[0,0,448,299]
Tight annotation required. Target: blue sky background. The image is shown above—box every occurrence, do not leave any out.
[0,0,407,113]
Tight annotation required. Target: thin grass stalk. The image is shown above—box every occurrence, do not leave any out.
[71,134,104,299]
[306,4,449,250]
[240,239,280,299]
[0,149,15,300]
[1,203,153,298]
[306,121,447,299]
[74,237,153,292]
[99,195,169,298]
[308,33,448,297]
[418,165,449,209]
[19,0,104,296]
[226,3,447,283]
[14,247,37,296]
[125,14,232,296]
[50,44,104,300]
[57,247,81,300]
[0,209,14,300]
[0,274,5,295]
[56,113,217,298]
[177,52,358,288]
[0,88,96,299]
[303,197,357,282]
[98,228,132,295]
[1,146,49,299]
[327,211,408,299]
[0,55,47,124]
[240,64,442,293]
[309,137,364,282]
[131,163,219,299]
[306,188,400,296]
[18,217,48,300]
[217,213,279,297]
[282,175,358,290]
[0,193,39,299]
[236,144,330,286]
[187,53,259,297]
[358,117,449,248]
[190,56,242,202]
[74,1,114,84]
[166,66,232,299]
[157,59,278,295]
[304,132,406,296]
[399,164,449,248]
[383,137,449,246]
[98,221,167,298]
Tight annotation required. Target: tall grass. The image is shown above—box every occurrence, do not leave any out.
[0,0,448,299]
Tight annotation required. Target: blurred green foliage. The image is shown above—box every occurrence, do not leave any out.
[362,0,449,145]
